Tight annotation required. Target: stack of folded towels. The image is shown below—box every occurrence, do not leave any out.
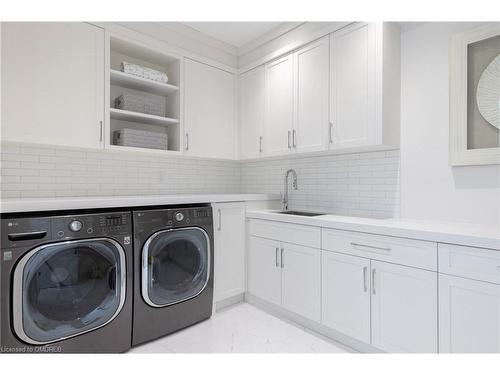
[113,128,168,150]
[121,61,169,84]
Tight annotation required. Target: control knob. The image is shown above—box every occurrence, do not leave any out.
[175,212,184,222]
[69,220,83,232]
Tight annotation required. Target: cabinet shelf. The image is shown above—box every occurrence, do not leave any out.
[110,69,179,96]
[109,108,179,127]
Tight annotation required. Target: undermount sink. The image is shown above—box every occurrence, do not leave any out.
[276,210,325,217]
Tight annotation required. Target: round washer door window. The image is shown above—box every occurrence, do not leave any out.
[142,227,210,307]
[13,238,126,345]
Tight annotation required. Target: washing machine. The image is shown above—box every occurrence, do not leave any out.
[132,205,214,346]
[0,210,133,353]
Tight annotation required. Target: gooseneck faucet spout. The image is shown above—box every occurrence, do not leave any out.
[281,169,298,211]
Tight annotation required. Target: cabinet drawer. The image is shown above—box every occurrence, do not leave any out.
[322,228,437,271]
[438,243,500,284]
[249,219,320,248]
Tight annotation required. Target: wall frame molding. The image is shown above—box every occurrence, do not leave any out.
[449,23,500,166]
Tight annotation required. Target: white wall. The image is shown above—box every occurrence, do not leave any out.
[400,22,500,227]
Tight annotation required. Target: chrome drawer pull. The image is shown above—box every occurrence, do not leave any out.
[275,247,279,267]
[350,242,391,252]
[281,247,284,268]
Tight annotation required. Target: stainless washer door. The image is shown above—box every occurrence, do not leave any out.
[142,227,210,307]
[12,238,126,345]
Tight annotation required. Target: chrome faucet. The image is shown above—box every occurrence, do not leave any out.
[281,169,298,211]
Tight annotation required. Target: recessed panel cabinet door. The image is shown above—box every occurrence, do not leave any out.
[239,66,265,159]
[184,58,236,159]
[264,53,294,156]
[247,236,281,306]
[213,202,246,302]
[371,260,438,353]
[294,36,330,153]
[1,22,105,148]
[321,251,371,343]
[439,274,500,353]
[330,23,376,149]
[281,243,321,322]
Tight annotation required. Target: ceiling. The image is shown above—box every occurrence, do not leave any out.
[182,22,284,48]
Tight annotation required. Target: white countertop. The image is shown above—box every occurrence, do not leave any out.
[246,210,500,250]
[0,194,280,213]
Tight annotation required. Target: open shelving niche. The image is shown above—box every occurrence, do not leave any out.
[108,36,181,153]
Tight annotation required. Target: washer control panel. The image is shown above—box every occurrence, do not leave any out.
[52,212,131,239]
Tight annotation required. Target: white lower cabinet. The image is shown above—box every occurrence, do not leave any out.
[439,274,500,353]
[321,251,371,343]
[213,202,246,303]
[371,261,438,353]
[281,243,321,322]
[248,236,282,306]
[247,234,321,322]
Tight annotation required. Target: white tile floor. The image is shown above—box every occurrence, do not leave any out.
[129,303,351,353]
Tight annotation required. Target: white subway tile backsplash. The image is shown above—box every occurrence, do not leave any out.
[1,142,400,218]
[240,150,400,218]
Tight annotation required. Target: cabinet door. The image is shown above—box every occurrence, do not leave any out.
[321,251,371,343]
[294,36,330,153]
[239,66,265,159]
[281,243,321,322]
[2,22,104,148]
[371,260,438,353]
[330,23,376,149]
[247,236,281,305]
[439,274,500,353]
[213,202,246,302]
[184,58,236,159]
[264,53,294,156]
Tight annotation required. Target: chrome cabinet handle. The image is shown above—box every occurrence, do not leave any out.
[217,209,221,231]
[372,269,376,295]
[351,242,391,252]
[292,130,296,148]
[363,266,368,292]
[259,136,263,153]
[281,247,284,268]
[185,133,189,151]
[329,122,333,144]
[99,121,103,142]
[275,247,279,267]
[287,131,291,149]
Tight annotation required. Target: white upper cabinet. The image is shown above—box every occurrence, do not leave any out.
[371,260,438,353]
[293,36,330,153]
[264,53,294,156]
[330,22,400,150]
[184,58,236,159]
[239,66,265,159]
[1,22,105,148]
[330,23,375,148]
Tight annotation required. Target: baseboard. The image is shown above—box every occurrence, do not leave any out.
[215,293,245,312]
[245,293,384,354]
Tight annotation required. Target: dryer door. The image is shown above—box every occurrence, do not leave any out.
[12,238,126,345]
[142,227,210,307]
